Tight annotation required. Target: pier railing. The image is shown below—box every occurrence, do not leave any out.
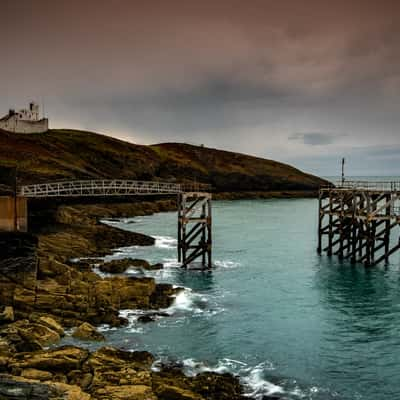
[326,180,400,191]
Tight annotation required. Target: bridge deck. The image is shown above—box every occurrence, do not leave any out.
[18,180,210,198]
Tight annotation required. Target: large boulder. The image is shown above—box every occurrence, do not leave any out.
[72,323,105,342]
[0,319,61,353]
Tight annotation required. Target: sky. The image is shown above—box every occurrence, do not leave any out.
[1,0,399,176]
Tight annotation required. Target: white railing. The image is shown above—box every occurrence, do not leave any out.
[18,180,182,198]
[18,180,212,198]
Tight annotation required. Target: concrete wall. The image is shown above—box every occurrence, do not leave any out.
[0,196,28,232]
[0,117,48,134]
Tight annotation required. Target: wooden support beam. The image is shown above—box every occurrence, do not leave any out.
[178,192,212,269]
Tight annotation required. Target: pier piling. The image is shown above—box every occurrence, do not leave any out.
[318,181,400,267]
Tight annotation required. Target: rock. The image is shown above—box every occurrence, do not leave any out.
[191,372,245,400]
[0,306,14,324]
[129,259,152,269]
[150,284,181,309]
[67,370,93,390]
[0,374,91,400]
[137,315,156,323]
[37,316,65,336]
[156,384,204,400]
[93,384,156,400]
[9,345,89,372]
[0,319,61,351]
[21,368,53,381]
[149,263,164,270]
[86,347,154,371]
[72,322,105,341]
[137,312,170,323]
[99,259,133,274]
[50,381,92,400]
[0,356,9,372]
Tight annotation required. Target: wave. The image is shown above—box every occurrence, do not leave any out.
[167,288,225,317]
[153,235,177,249]
[178,358,284,399]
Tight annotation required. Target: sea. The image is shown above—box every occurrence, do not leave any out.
[67,177,400,399]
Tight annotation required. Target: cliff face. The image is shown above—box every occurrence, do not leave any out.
[0,128,326,192]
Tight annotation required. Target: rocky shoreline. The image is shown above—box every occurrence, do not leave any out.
[0,199,276,399]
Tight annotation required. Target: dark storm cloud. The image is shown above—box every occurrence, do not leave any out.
[0,0,399,174]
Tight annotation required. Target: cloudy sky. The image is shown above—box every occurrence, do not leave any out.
[1,0,399,176]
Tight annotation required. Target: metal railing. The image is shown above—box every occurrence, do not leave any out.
[324,180,400,191]
[18,180,212,198]
[18,180,193,198]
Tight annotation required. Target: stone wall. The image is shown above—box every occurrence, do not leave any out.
[0,117,48,134]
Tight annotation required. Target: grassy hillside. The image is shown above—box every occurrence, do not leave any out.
[0,128,326,193]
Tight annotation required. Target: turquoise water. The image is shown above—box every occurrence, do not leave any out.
[93,198,400,399]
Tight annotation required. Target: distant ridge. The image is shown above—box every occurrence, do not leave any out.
[0,128,327,193]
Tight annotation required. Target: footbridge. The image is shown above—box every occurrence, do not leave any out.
[1,179,212,269]
[17,179,209,197]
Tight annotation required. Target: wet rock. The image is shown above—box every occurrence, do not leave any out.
[149,262,164,270]
[191,372,245,400]
[150,283,181,309]
[99,259,133,274]
[72,322,105,341]
[137,312,170,323]
[129,259,152,269]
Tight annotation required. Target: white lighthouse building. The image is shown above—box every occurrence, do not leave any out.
[0,102,48,134]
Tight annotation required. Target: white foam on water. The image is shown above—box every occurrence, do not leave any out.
[214,259,241,269]
[97,324,118,332]
[153,235,177,249]
[243,362,284,399]
[163,258,181,268]
[168,289,203,313]
[179,357,285,399]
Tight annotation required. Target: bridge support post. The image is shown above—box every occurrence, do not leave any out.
[0,196,28,232]
[178,192,212,269]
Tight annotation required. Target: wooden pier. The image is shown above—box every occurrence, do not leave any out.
[318,181,400,266]
[178,192,212,269]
